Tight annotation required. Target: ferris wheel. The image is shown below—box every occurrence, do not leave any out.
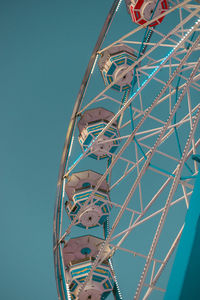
[53,1,200,299]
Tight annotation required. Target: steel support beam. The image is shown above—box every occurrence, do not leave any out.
[164,156,200,300]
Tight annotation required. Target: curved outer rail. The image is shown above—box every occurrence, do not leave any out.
[53,1,121,299]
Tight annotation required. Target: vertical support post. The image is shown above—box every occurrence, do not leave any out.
[165,155,200,300]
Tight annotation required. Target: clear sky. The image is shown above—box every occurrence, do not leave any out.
[0,0,114,299]
[1,1,199,300]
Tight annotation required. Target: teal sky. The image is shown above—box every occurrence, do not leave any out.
[0,0,114,299]
[1,1,199,300]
